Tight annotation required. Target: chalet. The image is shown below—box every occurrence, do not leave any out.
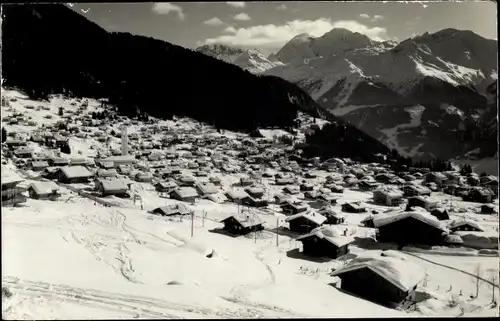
[102,155,137,167]
[156,168,172,179]
[375,173,393,184]
[31,160,50,171]
[56,166,93,184]
[402,184,431,198]
[240,177,254,187]
[241,195,268,208]
[1,170,27,206]
[14,147,33,159]
[276,177,294,185]
[220,214,265,235]
[244,187,265,199]
[195,182,218,196]
[4,138,27,148]
[283,186,300,195]
[359,180,379,191]
[274,194,292,205]
[225,190,249,204]
[28,182,60,200]
[170,166,182,175]
[373,189,403,207]
[296,226,354,259]
[50,157,70,167]
[41,167,61,180]
[463,187,494,203]
[300,183,314,192]
[135,173,153,183]
[467,176,480,186]
[195,170,208,177]
[429,208,450,221]
[341,202,366,213]
[304,190,320,200]
[177,175,196,187]
[169,187,198,203]
[374,211,448,246]
[424,172,447,186]
[449,220,484,233]
[95,178,129,197]
[304,172,317,179]
[443,172,461,186]
[209,176,221,186]
[317,207,346,225]
[315,193,338,205]
[281,201,308,215]
[285,211,327,234]
[150,204,194,217]
[481,204,497,214]
[402,174,416,182]
[155,181,178,193]
[330,254,425,307]
[344,177,358,188]
[330,185,344,193]
[482,179,499,196]
[96,169,118,179]
[97,160,115,169]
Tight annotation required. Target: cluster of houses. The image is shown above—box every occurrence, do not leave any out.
[1,97,499,310]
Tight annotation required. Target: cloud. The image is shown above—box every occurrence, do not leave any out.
[152,3,185,20]
[234,13,251,21]
[203,18,390,51]
[276,4,287,11]
[204,17,224,26]
[226,2,245,8]
[359,13,384,22]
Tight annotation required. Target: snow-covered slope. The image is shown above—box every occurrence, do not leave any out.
[266,28,498,160]
[196,44,284,74]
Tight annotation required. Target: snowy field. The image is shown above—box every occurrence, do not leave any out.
[1,88,499,318]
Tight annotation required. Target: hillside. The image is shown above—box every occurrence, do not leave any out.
[1,4,316,133]
[265,28,498,161]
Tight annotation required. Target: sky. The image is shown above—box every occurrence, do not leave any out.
[67,1,498,56]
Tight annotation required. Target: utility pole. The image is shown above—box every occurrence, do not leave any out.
[276,216,279,247]
[191,212,194,238]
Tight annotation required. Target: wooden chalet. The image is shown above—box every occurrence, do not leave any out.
[150,204,194,217]
[281,201,308,215]
[429,208,450,221]
[220,214,265,235]
[449,220,484,233]
[283,186,300,195]
[341,202,366,213]
[1,171,27,206]
[154,181,178,193]
[195,182,218,196]
[373,189,403,207]
[463,187,495,203]
[296,227,354,259]
[407,196,438,212]
[95,178,129,197]
[244,187,265,199]
[50,157,70,167]
[55,166,93,184]
[28,182,60,200]
[285,211,327,234]
[241,195,268,208]
[96,168,118,179]
[374,211,448,246]
[330,255,425,307]
[480,204,497,214]
[317,207,346,225]
[402,184,431,198]
[359,180,379,191]
[31,160,50,171]
[169,187,198,203]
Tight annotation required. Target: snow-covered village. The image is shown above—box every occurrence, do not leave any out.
[1,2,499,320]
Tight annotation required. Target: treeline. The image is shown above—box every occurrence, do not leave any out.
[302,122,455,171]
[2,4,320,133]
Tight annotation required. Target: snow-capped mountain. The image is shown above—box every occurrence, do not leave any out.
[196,44,283,74]
[265,28,498,160]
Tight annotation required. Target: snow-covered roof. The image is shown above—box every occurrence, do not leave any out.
[221,213,265,228]
[28,181,59,195]
[97,178,128,192]
[172,187,198,199]
[153,203,193,216]
[225,190,249,200]
[195,182,218,195]
[298,225,352,244]
[449,220,484,232]
[58,166,93,179]
[285,211,327,226]
[373,211,447,232]
[331,253,425,292]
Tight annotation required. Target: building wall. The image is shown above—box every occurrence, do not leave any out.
[340,268,409,306]
[289,217,320,233]
[377,217,446,245]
